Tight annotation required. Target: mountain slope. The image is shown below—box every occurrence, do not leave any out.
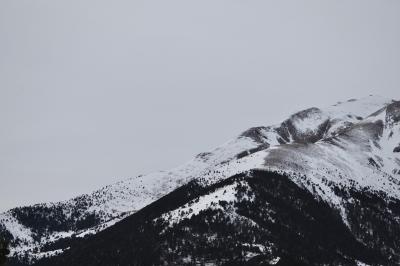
[2,95,400,265]
[35,170,400,265]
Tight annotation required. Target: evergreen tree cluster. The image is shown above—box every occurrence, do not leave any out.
[0,237,9,266]
[33,170,400,266]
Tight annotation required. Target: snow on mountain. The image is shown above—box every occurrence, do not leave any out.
[0,117,261,263]
[160,96,400,230]
[1,95,398,264]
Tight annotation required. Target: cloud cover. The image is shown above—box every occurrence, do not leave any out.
[0,0,399,211]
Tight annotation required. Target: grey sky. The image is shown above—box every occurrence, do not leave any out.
[0,0,399,211]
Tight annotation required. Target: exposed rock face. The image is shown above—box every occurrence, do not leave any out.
[394,144,400,153]
[278,107,331,143]
[240,126,269,144]
[386,101,400,124]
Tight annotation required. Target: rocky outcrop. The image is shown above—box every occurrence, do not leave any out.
[386,101,400,124]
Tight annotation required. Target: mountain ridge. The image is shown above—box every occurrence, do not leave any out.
[1,95,399,265]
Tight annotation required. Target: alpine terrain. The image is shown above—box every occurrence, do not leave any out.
[1,95,400,266]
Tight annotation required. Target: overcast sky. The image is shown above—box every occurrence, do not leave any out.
[0,0,399,211]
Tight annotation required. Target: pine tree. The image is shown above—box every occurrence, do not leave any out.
[0,238,9,266]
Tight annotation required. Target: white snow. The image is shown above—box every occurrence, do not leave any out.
[292,108,329,135]
[2,95,398,263]
[161,183,238,225]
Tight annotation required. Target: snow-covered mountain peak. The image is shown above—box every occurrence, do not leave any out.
[237,95,393,149]
[1,95,399,265]
[328,95,392,115]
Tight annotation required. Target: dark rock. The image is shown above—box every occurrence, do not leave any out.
[386,101,400,124]
[240,127,269,143]
[394,144,400,153]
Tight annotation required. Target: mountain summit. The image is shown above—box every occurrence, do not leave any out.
[1,95,400,265]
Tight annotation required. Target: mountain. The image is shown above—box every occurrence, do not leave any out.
[1,95,400,265]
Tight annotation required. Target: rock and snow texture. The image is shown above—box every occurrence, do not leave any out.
[1,95,400,265]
